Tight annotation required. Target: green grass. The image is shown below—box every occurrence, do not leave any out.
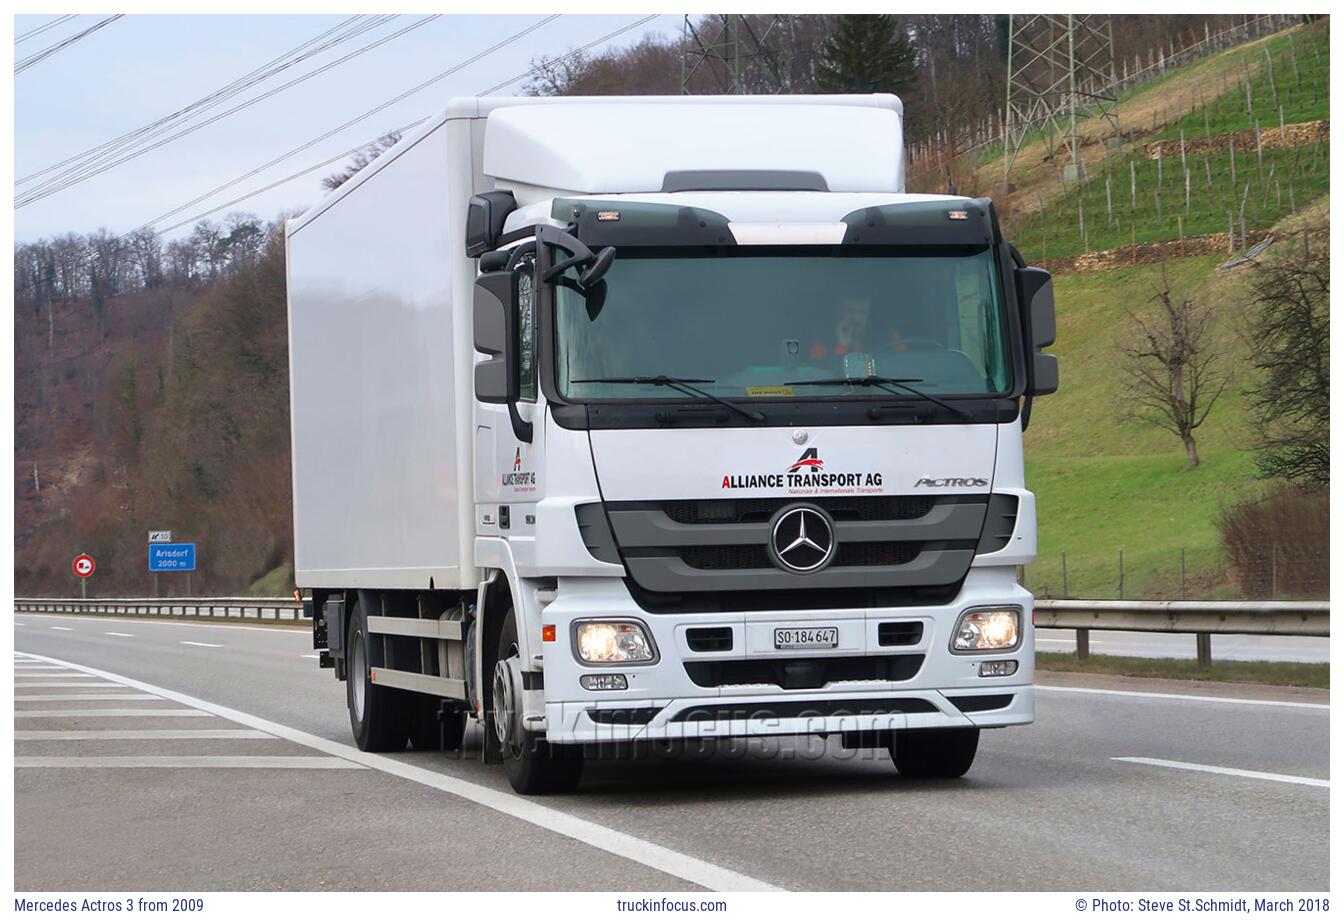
[1023,256,1273,599]
[1036,651,1328,689]
[1152,23,1330,141]
[1005,140,1329,262]
[246,564,292,597]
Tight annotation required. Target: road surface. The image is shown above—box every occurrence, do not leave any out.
[13,612,1330,891]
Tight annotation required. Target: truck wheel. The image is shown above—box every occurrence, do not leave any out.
[408,696,467,752]
[346,595,409,752]
[492,609,583,794]
[889,727,979,778]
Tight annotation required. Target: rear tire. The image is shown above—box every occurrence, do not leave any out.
[889,727,979,778]
[346,594,409,752]
[408,696,467,751]
[492,609,583,794]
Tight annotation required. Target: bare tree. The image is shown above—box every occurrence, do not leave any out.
[321,132,401,191]
[1241,246,1329,490]
[1120,277,1229,468]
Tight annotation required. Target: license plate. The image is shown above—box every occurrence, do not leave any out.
[774,627,839,650]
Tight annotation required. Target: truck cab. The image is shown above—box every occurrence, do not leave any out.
[287,95,1057,794]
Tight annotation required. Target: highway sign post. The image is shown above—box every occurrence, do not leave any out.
[72,553,95,598]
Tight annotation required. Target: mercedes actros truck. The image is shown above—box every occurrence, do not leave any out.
[286,94,1058,794]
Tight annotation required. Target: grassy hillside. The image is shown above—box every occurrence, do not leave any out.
[1024,200,1327,598]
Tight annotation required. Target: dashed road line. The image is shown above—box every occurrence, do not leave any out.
[180,641,223,648]
[1037,683,1328,711]
[20,650,782,893]
[15,693,162,702]
[13,681,122,688]
[15,729,274,740]
[16,755,365,769]
[48,626,73,631]
[14,708,215,718]
[105,632,135,638]
[1113,756,1329,788]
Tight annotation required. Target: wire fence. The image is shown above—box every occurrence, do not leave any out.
[1026,543,1330,601]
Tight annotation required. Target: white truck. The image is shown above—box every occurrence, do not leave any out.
[286,94,1057,794]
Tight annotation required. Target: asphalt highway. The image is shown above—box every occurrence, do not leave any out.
[13,612,1330,891]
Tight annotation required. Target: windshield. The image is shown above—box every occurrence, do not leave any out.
[555,247,1012,401]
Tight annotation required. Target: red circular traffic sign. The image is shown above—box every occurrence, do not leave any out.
[72,554,96,578]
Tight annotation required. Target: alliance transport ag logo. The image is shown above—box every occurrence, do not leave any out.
[502,447,536,489]
[786,448,823,473]
[721,447,883,492]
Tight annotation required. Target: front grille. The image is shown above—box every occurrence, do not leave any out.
[661,495,936,525]
[679,545,772,570]
[677,541,921,570]
[585,707,664,725]
[685,654,924,689]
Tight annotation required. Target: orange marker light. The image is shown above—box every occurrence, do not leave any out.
[542,625,557,642]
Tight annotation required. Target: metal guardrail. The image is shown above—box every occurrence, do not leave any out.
[1034,599,1329,667]
[15,597,1328,667]
[14,596,306,622]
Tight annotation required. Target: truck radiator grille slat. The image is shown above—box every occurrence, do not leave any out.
[669,697,939,722]
[684,654,924,689]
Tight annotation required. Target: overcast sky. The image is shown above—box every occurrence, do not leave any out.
[14,13,681,242]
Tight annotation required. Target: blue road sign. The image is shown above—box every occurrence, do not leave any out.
[148,542,196,572]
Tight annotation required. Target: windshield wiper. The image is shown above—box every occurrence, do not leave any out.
[783,375,971,420]
[570,375,766,423]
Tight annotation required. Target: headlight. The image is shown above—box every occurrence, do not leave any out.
[951,607,1021,653]
[574,621,656,664]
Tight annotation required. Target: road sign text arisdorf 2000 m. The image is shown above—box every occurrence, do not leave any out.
[148,543,196,572]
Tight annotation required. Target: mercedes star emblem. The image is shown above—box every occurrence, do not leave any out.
[769,505,836,573]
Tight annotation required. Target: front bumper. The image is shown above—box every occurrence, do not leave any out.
[539,567,1034,744]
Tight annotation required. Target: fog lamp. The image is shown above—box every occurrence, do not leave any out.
[951,607,1021,653]
[979,660,1019,677]
[574,621,655,663]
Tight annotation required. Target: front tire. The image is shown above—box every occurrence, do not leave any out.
[346,594,409,752]
[492,609,583,794]
[889,727,979,778]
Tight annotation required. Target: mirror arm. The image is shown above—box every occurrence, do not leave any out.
[508,401,533,443]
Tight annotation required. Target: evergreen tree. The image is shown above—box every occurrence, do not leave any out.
[815,15,918,95]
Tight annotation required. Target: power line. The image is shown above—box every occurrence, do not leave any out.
[137,14,562,231]
[15,14,123,75]
[17,14,375,187]
[15,14,78,44]
[17,15,433,206]
[15,14,662,297]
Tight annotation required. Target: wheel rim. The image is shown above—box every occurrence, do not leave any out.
[492,650,522,754]
[351,631,367,722]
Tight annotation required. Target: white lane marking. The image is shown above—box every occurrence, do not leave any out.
[16,755,365,769]
[23,650,781,893]
[16,729,274,740]
[13,666,71,670]
[15,693,162,702]
[14,622,24,626]
[14,709,214,718]
[1036,683,1328,711]
[14,681,120,688]
[105,632,135,637]
[301,654,320,659]
[1113,756,1329,788]
[180,641,223,648]
[48,626,73,631]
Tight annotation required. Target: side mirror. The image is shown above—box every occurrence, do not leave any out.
[465,191,517,258]
[578,246,616,288]
[473,270,517,405]
[1015,265,1057,396]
